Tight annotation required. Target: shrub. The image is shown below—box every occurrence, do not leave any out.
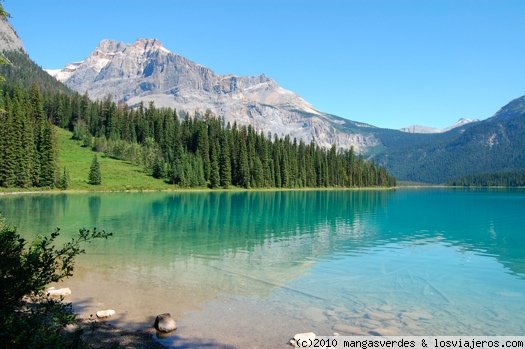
[0,217,111,348]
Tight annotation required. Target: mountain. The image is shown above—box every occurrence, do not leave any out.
[400,118,479,134]
[372,96,525,183]
[37,36,525,184]
[48,38,380,152]
[399,124,442,134]
[0,16,23,51]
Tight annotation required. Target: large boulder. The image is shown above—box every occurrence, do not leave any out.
[154,313,177,333]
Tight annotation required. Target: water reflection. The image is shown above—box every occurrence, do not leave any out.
[0,189,524,337]
[0,189,523,275]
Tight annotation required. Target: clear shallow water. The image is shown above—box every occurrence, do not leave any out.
[1,189,524,347]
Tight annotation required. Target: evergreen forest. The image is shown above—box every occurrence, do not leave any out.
[449,171,525,187]
[0,78,396,190]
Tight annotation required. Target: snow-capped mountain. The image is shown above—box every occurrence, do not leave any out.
[400,118,479,134]
[443,118,479,131]
[48,38,378,152]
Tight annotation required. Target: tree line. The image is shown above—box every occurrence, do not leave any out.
[449,170,525,187]
[68,94,396,188]
[0,83,395,189]
[0,85,58,188]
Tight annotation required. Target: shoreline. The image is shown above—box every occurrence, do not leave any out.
[0,186,398,196]
[3,185,524,196]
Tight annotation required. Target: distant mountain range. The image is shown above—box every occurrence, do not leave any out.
[400,118,479,134]
[2,16,524,184]
[372,97,525,183]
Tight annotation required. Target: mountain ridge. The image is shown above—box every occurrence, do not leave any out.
[47,38,380,152]
[3,17,522,185]
[400,118,479,134]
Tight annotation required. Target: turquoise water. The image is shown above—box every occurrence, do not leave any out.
[1,189,524,347]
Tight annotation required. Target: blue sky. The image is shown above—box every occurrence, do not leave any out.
[6,0,525,129]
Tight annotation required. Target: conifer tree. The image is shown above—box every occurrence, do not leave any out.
[197,122,210,181]
[88,155,102,185]
[38,120,56,187]
[59,166,70,189]
[219,132,232,188]
[209,141,220,188]
[239,137,250,188]
[0,97,16,187]
[152,157,164,179]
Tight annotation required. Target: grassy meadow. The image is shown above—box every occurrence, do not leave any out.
[55,127,172,191]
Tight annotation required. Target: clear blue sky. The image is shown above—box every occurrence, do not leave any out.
[5,0,525,129]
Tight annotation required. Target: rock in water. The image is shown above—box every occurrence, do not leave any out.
[96,309,116,318]
[47,287,71,297]
[154,313,177,333]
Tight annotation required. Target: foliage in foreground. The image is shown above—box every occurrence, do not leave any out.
[0,218,111,348]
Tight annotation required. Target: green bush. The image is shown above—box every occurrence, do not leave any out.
[0,217,111,348]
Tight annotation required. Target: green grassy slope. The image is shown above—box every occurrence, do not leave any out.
[56,127,172,191]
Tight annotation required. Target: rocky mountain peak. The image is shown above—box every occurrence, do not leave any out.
[97,39,126,53]
[131,38,169,53]
[0,17,24,52]
[49,38,380,151]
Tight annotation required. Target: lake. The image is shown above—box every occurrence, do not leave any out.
[1,189,524,348]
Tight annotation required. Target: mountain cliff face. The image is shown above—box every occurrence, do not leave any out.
[0,17,24,52]
[48,38,379,152]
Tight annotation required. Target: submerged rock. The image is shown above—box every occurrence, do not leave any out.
[47,287,71,297]
[154,313,177,333]
[365,310,396,321]
[96,309,116,319]
[332,323,364,335]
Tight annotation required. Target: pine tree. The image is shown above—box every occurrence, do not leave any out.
[197,122,210,181]
[58,167,70,189]
[13,91,33,188]
[219,132,232,188]
[239,137,250,188]
[209,141,220,188]
[152,157,164,179]
[88,155,102,185]
[0,97,17,187]
[38,121,56,187]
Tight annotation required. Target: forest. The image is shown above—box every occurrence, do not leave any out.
[0,55,395,190]
[449,171,525,187]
